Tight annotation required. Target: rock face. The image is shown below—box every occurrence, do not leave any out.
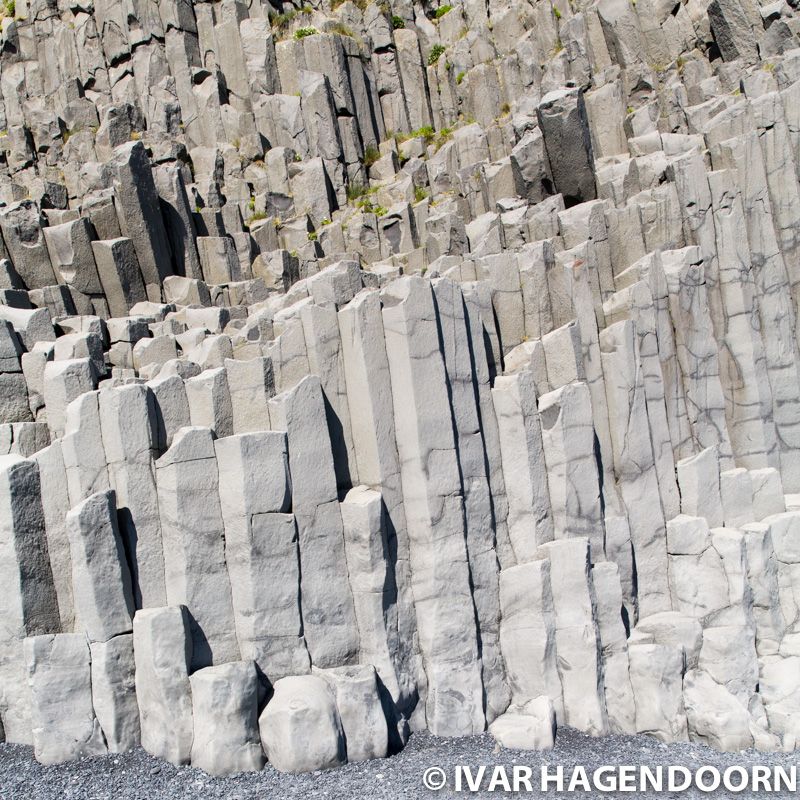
[1,0,800,776]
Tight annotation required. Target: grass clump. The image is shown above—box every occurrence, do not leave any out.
[396,124,452,151]
[456,70,466,84]
[329,21,354,36]
[434,4,452,18]
[270,6,312,36]
[428,44,446,65]
[295,26,319,38]
[413,186,429,203]
[362,144,381,167]
[346,182,371,201]
[246,211,267,226]
[392,14,405,28]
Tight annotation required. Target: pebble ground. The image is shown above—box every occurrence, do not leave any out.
[1,727,797,799]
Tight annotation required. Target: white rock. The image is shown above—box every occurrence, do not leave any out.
[489,697,557,751]
[190,661,265,775]
[133,606,194,766]
[25,634,106,765]
[258,675,345,773]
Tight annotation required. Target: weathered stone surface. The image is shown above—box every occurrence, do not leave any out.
[315,664,389,762]
[133,606,194,766]
[489,697,557,751]
[90,635,140,753]
[215,432,308,682]
[258,675,346,774]
[156,428,239,669]
[381,276,484,737]
[190,661,264,776]
[537,89,596,206]
[0,456,60,744]
[2,0,800,766]
[25,634,106,765]
[269,376,359,669]
[66,490,134,643]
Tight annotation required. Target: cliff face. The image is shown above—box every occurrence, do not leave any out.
[1,0,800,775]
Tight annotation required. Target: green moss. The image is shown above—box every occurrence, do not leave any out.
[553,6,561,18]
[413,186,429,203]
[428,44,446,65]
[308,231,318,241]
[434,4,452,18]
[391,14,405,28]
[456,70,466,84]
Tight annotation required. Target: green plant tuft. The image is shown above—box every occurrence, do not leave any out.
[392,14,405,28]
[428,43,446,65]
[434,4,452,18]
[347,182,370,201]
[295,26,319,39]
[246,211,267,226]
[362,144,381,168]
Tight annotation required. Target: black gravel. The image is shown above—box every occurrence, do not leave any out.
[1,728,798,799]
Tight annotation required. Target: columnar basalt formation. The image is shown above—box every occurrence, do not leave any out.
[1,0,800,774]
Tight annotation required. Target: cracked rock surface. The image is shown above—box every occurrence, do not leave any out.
[1,0,800,780]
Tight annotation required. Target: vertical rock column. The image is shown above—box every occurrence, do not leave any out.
[133,606,194,766]
[706,170,777,470]
[720,132,800,492]
[603,278,680,519]
[600,320,671,619]
[433,278,508,722]
[338,289,421,719]
[492,370,555,563]
[110,141,173,302]
[462,285,515,569]
[155,427,240,670]
[0,455,60,744]
[99,384,166,609]
[538,382,605,560]
[32,442,75,632]
[24,634,107,764]
[381,276,485,737]
[538,538,608,736]
[66,490,140,753]
[662,249,733,467]
[498,561,563,719]
[340,486,404,713]
[301,302,358,490]
[215,431,310,682]
[269,375,360,669]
